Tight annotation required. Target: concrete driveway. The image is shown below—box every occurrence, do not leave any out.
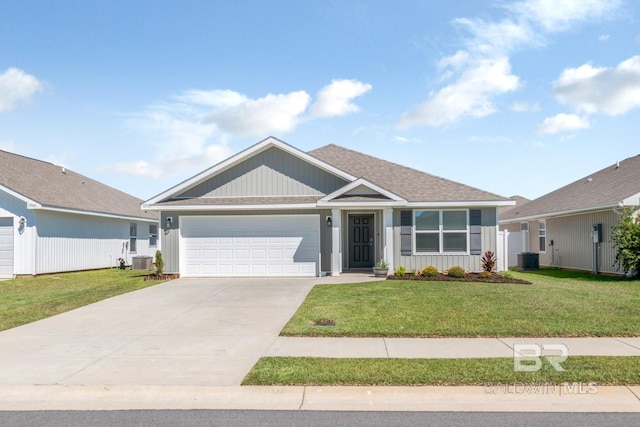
[0,277,361,386]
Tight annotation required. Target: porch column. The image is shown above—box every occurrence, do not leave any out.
[383,208,394,272]
[331,208,342,276]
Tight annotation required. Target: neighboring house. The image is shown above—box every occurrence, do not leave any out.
[142,137,514,277]
[0,150,158,278]
[500,155,640,275]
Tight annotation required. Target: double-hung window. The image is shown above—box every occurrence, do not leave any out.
[129,223,137,253]
[414,210,468,253]
[149,224,158,247]
[538,220,546,253]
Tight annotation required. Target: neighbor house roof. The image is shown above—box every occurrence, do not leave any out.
[501,155,640,222]
[0,150,156,221]
[309,144,508,203]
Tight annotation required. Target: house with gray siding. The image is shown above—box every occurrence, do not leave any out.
[143,137,514,277]
[0,150,158,278]
[500,155,640,275]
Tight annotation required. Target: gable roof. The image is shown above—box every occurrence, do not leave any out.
[143,137,514,210]
[143,137,355,208]
[309,144,509,203]
[501,155,640,222]
[0,150,155,221]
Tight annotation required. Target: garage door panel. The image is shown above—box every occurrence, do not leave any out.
[181,215,319,277]
[0,219,14,278]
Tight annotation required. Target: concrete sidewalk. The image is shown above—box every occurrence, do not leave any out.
[1,385,640,412]
[266,336,640,358]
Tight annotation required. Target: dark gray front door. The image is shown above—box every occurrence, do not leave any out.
[349,214,374,269]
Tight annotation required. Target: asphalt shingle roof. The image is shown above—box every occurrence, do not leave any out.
[0,150,155,220]
[309,144,508,202]
[501,154,640,221]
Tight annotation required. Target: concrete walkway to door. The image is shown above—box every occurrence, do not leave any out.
[0,275,378,387]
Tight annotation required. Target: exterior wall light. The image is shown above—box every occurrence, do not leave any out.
[326,216,332,227]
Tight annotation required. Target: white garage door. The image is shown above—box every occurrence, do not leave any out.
[181,215,320,277]
[0,218,14,279]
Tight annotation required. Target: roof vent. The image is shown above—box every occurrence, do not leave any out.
[587,177,593,183]
[616,160,620,168]
[61,167,66,174]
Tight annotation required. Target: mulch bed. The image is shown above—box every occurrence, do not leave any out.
[144,274,180,281]
[387,272,531,284]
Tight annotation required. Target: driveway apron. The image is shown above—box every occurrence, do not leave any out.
[0,278,317,386]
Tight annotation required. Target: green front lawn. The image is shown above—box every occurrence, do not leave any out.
[243,356,640,386]
[282,269,640,337]
[0,269,164,331]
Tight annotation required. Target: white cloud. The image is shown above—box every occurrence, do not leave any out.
[205,91,311,136]
[599,34,610,42]
[553,55,640,115]
[106,80,371,178]
[0,67,43,112]
[399,0,620,129]
[399,56,519,128]
[537,113,590,134]
[511,101,540,112]
[309,79,372,118]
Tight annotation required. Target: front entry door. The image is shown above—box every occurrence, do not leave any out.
[349,214,374,269]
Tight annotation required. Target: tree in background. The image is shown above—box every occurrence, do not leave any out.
[611,207,640,278]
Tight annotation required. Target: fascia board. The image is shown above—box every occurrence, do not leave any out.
[317,200,407,208]
[319,177,405,202]
[143,137,356,205]
[38,206,157,223]
[498,203,620,224]
[147,203,319,211]
[0,184,41,208]
[407,200,516,208]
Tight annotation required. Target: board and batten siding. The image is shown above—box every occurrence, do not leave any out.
[179,147,348,198]
[34,211,155,274]
[393,207,498,272]
[161,209,332,275]
[541,209,622,274]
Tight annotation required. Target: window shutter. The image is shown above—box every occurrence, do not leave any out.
[470,209,482,255]
[400,210,412,256]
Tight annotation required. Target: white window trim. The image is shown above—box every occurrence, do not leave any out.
[538,220,546,253]
[129,223,138,254]
[149,224,158,248]
[413,209,470,255]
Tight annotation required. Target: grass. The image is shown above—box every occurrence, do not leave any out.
[243,356,640,386]
[281,269,640,337]
[0,269,164,331]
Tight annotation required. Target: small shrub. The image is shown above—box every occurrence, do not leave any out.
[420,265,439,277]
[447,266,466,278]
[478,271,493,279]
[394,266,406,277]
[481,250,497,272]
[411,269,418,277]
[499,271,514,280]
[154,250,164,276]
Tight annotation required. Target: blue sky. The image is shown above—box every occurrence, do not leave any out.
[1,0,639,201]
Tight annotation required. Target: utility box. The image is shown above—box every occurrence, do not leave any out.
[132,255,153,270]
[517,252,539,270]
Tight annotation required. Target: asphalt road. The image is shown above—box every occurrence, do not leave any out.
[1,410,639,427]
